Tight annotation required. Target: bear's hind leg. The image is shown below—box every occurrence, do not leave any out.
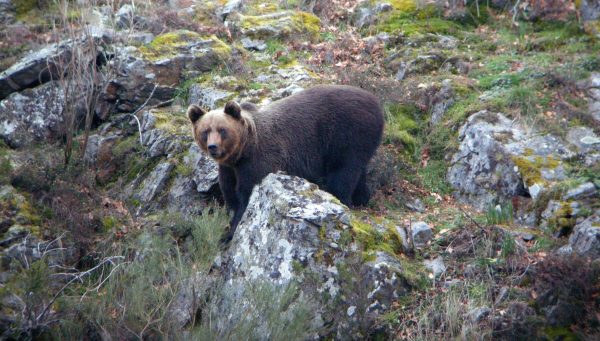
[351,168,370,206]
[326,164,362,206]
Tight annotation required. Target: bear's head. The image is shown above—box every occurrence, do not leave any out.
[188,101,255,165]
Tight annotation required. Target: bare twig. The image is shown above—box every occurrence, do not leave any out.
[36,255,125,324]
[128,83,159,147]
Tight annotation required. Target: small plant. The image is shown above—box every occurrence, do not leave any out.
[485,202,513,225]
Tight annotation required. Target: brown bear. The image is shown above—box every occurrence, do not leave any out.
[187,85,384,239]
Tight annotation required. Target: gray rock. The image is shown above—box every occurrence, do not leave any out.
[277,84,304,98]
[564,215,600,259]
[0,0,15,26]
[188,84,232,109]
[84,134,119,164]
[521,233,535,242]
[541,200,581,225]
[447,111,526,210]
[164,144,218,214]
[375,3,393,12]
[355,7,376,29]
[395,62,409,81]
[505,134,575,160]
[395,225,410,250]
[105,33,229,114]
[404,198,425,213]
[210,173,410,338]
[424,256,446,278]
[588,73,600,123]
[495,286,509,305]
[567,126,600,153]
[564,182,597,200]
[167,271,214,328]
[241,37,267,51]
[186,143,219,193]
[136,162,174,204]
[218,0,244,21]
[448,110,575,209]
[430,79,454,125]
[139,111,188,158]
[116,4,149,30]
[411,221,433,247]
[0,33,111,100]
[0,81,65,148]
[467,307,491,323]
[125,31,155,45]
[230,11,318,40]
[581,0,600,21]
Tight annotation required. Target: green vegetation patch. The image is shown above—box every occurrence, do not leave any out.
[511,154,560,187]
[351,217,404,257]
[139,31,231,61]
[376,14,463,36]
[383,103,422,155]
[152,108,191,136]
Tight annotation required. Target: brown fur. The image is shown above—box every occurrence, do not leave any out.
[188,85,384,240]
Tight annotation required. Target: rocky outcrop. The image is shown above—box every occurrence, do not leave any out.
[448,110,576,210]
[559,215,600,259]
[447,111,527,210]
[0,81,66,148]
[98,31,231,116]
[586,72,600,123]
[0,31,112,100]
[199,173,412,339]
[227,10,320,40]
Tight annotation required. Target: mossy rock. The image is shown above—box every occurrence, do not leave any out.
[139,30,231,62]
[234,10,320,40]
[511,154,561,188]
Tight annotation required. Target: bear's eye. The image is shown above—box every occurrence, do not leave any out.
[201,130,209,142]
[218,128,227,138]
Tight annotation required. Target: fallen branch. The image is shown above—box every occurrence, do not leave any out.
[129,83,158,146]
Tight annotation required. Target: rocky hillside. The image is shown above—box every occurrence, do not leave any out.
[1,0,599,340]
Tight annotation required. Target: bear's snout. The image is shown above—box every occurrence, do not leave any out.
[207,144,218,156]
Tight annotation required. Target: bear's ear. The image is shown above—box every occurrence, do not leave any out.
[224,101,241,120]
[187,105,206,123]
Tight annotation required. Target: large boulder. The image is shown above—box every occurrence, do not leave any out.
[167,143,219,215]
[559,215,600,260]
[581,0,600,21]
[227,11,320,40]
[0,31,112,100]
[102,31,231,115]
[448,110,575,210]
[206,173,413,339]
[587,72,600,123]
[0,81,65,148]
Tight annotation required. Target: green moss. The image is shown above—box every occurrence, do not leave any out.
[102,216,118,232]
[139,31,230,62]
[13,0,37,19]
[291,12,320,37]
[0,151,11,186]
[546,202,576,235]
[112,136,140,159]
[511,155,560,187]
[398,257,429,290]
[419,160,452,195]
[389,0,417,12]
[383,103,423,155]
[377,16,462,36]
[351,217,403,256]
[543,326,580,341]
[153,109,192,135]
[175,162,193,177]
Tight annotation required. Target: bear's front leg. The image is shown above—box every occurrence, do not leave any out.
[218,165,239,213]
[223,172,256,242]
